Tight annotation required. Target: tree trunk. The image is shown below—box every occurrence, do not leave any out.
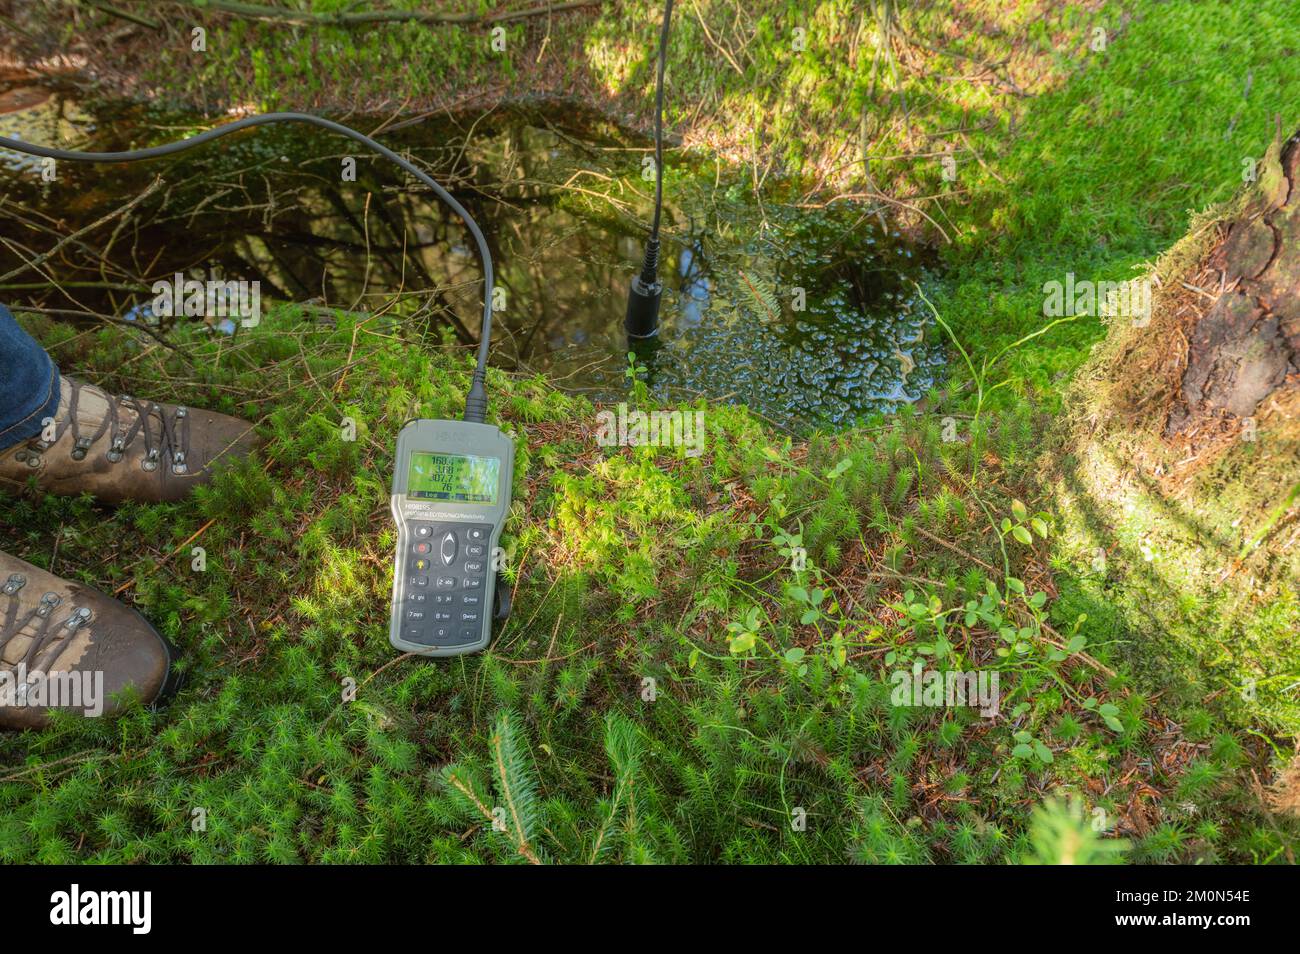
[1054,126,1300,741]
[1167,131,1300,434]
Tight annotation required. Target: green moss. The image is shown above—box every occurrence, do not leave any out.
[0,302,1288,862]
[4,0,1299,865]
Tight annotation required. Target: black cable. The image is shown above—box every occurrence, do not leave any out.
[0,112,495,422]
[650,0,674,242]
[625,0,675,339]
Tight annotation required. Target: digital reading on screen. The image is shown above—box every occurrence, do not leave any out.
[406,452,499,504]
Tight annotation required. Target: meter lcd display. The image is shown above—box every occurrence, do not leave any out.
[407,452,499,504]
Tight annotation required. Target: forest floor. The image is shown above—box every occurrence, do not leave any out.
[0,0,1297,863]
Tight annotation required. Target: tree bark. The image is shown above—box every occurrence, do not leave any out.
[1055,125,1300,740]
[1167,130,1300,434]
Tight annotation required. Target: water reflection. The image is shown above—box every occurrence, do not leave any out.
[0,89,941,428]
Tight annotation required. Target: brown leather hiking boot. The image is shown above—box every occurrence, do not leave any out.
[0,375,258,504]
[0,551,174,730]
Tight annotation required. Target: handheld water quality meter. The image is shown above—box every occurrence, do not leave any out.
[388,420,513,655]
[0,0,678,660]
[1,111,517,658]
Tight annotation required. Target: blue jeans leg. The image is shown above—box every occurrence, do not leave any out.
[0,304,61,451]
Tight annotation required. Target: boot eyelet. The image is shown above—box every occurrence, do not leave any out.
[71,437,93,461]
[2,573,25,595]
[63,607,92,631]
[106,434,126,463]
[172,451,187,475]
[142,449,159,472]
[25,453,41,469]
[14,449,28,462]
[35,592,61,617]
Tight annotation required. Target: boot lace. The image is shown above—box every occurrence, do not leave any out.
[0,572,93,686]
[20,378,192,474]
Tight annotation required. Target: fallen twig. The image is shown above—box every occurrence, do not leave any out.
[0,178,163,285]
[144,0,605,28]
[114,517,217,596]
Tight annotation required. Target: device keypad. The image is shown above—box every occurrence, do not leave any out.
[400,521,493,646]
